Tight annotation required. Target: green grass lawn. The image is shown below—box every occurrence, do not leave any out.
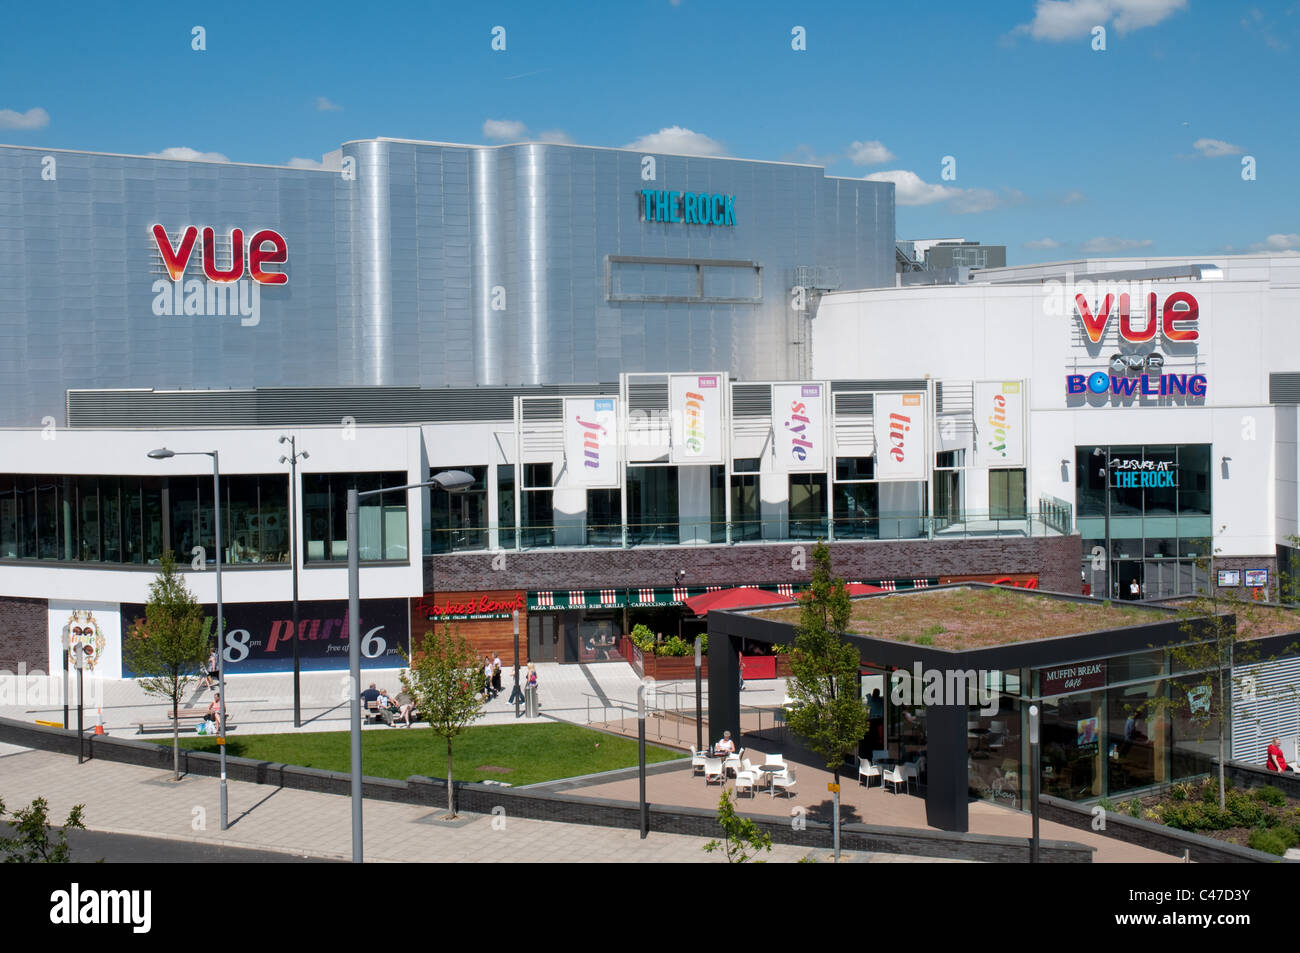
[152,722,685,786]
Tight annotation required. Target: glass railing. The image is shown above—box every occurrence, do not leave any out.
[426,509,1075,554]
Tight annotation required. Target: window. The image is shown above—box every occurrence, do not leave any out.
[522,463,554,548]
[429,466,488,553]
[789,473,828,538]
[497,465,516,550]
[626,465,678,545]
[303,471,408,563]
[833,456,877,539]
[989,469,1026,520]
[730,473,761,540]
[586,488,621,544]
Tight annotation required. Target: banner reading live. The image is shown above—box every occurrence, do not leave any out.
[670,373,724,464]
[873,392,926,481]
[772,383,825,472]
[974,381,1025,468]
[120,598,410,674]
[564,397,618,487]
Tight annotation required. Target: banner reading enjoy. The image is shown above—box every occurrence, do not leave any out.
[564,397,618,486]
[772,383,825,472]
[973,381,1024,468]
[670,373,724,464]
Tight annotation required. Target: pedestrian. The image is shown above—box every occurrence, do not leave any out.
[526,662,539,708]
[492,652,502,694]
[483,655,495,699]
[202,647,217,690]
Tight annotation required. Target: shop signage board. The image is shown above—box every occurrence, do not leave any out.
[772,383,825,472]
[639,190,736,226]
[1039,660,1107,697]
[1109,458,1178,488]
[415,591,524,621]
[972,381,1024,468]
[872,392,925,481]
[47,600,122,678]
[670,373,724,464]
[563,397,618,487]
[121,598,409,674]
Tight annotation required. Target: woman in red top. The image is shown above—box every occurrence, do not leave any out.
[1267,738,1289,773]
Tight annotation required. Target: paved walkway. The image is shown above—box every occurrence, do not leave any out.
[0,743,957,863]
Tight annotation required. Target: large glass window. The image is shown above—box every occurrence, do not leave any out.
[789,473,828,538]
[627,465,677,545]
[521,463,554,548]
[497,465,516,550]
[730,473,761,541]
[304,471,408,563]
[586,488,621,545]
[429,466,488,553]
[833,457,875,539]
[989,469,1026,520]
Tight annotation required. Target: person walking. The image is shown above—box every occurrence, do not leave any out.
[492,652,502,695]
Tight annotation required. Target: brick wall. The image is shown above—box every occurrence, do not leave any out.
[1211,555,1279,601]
[0,595,47,671]
[428,534,1083,596]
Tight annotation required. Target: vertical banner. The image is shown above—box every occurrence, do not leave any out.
[564,397,618,487]
[873,392,926,481]
[773,383,825,472]
[48,600,122,679]
[670,373,724,464]
[974,381,1024,468]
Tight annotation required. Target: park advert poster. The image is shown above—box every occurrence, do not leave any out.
[120,598,410,674]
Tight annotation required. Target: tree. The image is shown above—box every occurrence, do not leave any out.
[782,541,868,859]
[121,551,210,781]
[0,796,86,862]
[400,624,486,817]
[702,787,771,863]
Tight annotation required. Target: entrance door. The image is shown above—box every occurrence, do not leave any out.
[1117,561,1145,600]
[529,614,558,661]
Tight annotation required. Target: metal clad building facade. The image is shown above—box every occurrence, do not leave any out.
[0,139,893,426]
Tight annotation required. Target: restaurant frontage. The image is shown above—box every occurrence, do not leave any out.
[706,584,1229,832]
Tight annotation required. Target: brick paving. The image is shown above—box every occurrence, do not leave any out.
[0,743,958,863]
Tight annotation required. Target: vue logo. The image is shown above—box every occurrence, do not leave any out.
[151,225,288,285]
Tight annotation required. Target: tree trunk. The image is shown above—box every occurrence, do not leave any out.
[172,693,180,781]
[1218,668,1227,810]
[447,736,455,817]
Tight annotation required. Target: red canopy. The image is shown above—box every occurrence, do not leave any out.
[845,582,886,596]
[685,587,793,617]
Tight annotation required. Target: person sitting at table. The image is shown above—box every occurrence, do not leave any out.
[715,730,736,756]
[205,693,223,734]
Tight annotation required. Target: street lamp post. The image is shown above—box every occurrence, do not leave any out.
[694,636,703,753]
[279,436,309,728]
[511,609,523,718]
[1029,703,1041,864]
[149,447,227,831]
[1094,447,1112,600]
[347,469,474,863]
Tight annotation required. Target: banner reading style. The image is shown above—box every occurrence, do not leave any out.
[564,397,618,487]
[773,383,825,472]
[120,598,409,675]
[873,392,926,481]
[974,381,1024,468]
[670,373,724,464]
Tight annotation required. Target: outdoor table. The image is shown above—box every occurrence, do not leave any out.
[760,762,784,796]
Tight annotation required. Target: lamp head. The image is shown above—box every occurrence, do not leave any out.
[430,469,475,492]
[279,456,288,465]
[301,450,309,460]
[279,435,289,445]
[147,448,174,460]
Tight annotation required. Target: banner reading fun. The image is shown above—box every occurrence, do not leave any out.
[564,397,618,487]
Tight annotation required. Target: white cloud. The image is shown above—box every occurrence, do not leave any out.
[1013,0,1186,41]
[949,187,1026,214]
[315,96,342,112]
[782,144,841,166]
[1247,233,1300,254]
[1061,190,1087,205]
[0,106,50,130]
[1024,237,1062,249]
[483,119,528,141]
[147,146,229,163]
[623,126,727,157]
[538,129,573,144]
[1080,236,1154,253]
[863,169,959,206]
[847,139,895,166]
[287,157,326,170]
[1192,137,1244,158]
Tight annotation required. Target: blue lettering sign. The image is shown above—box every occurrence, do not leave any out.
[640,190,736,226]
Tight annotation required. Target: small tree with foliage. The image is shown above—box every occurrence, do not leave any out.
[703,787,772,863]
[400,624,486,817]
[782,541,869,858]
[122,551,210,781]
[0,796,86,862]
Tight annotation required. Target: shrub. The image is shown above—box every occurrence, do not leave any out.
[915,635,933,646]
[1169,782,1193,802]
[1126,799,1142,818]
[923,624,946,636]
[657,635,693,657]
[629,624,656,653]
[1248,828,1291,856]
[1255,785,1286,807]
[1226,792,1266,828]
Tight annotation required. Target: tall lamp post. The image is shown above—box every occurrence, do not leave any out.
[279,435,309,728]
[347,469,474,863]
[1029,703,1041,864]
[1093,447,1112,600]
[148,447,228,831]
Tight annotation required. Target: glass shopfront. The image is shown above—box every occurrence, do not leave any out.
[1076,444,1212,599]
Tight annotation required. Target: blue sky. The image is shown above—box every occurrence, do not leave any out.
[2,0,1297,263]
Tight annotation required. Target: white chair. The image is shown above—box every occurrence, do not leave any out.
[858,755,881,788]
[734,771,756,798]
[772,770,798,799]
[901,761,919,791]
[882,764,906,795]
[723,754,741,778]
[703,757,726,785]
[690,745,706,776]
